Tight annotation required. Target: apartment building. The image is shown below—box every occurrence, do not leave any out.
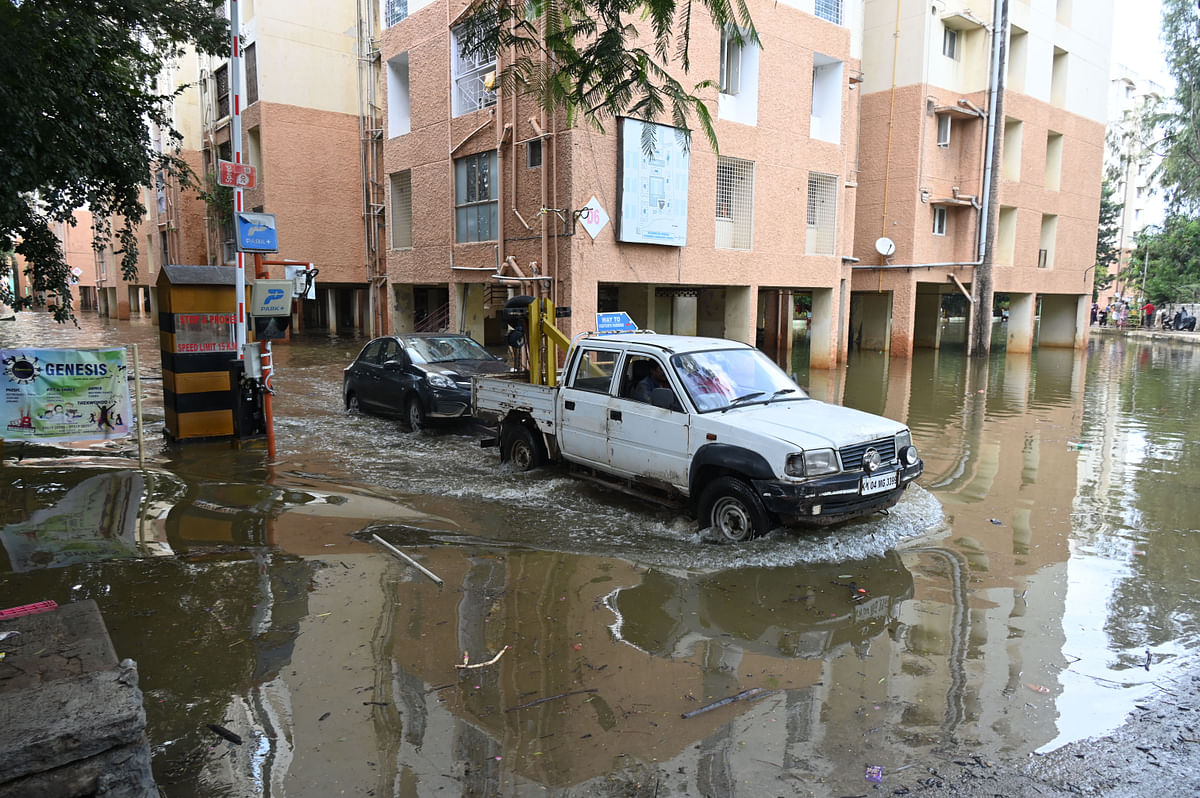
[92,1,371,330]
[376,0,865,369]
[1105,65,1166,303]
[852,0,1112,356]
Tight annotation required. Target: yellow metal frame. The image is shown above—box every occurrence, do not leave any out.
[526,297,571,386]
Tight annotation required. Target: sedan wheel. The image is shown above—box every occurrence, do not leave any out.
[406,397,426,433]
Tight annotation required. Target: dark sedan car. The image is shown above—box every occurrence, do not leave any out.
[343,333,513,431]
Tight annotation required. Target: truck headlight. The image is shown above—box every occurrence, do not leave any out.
[786,449,839,478]
[427,373,455,389]
[895,429,912,455]
[900,445,920,466]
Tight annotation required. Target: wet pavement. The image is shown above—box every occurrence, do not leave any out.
[2,312,1199,796]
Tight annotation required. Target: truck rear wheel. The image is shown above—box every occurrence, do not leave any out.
[501,424,544,471]
[699,476,771,542]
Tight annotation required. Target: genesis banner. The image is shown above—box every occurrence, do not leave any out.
[1,347,132,442]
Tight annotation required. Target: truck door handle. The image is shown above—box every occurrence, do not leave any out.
[564,400,575,411]
[610,410,622,421]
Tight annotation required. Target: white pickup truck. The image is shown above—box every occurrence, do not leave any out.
[472,333,923,541]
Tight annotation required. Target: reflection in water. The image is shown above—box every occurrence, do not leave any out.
[607,554,914,661]
[4,313,1200,795]
[0,468,156,570]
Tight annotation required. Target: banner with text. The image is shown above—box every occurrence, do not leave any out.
[2,348,132,442]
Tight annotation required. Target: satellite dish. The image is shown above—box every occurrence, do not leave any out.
[875,237,896,257]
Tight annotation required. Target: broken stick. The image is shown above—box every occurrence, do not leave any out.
[372,534,443,585]
[506,688,599,712]
[681,687,767,719]
[455,645,511,670]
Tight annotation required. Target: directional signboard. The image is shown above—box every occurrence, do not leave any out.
[218,159,257,188]
[236,212,278,253]
[596,311,638,335]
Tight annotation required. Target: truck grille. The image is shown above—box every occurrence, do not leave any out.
[840,437,896,472]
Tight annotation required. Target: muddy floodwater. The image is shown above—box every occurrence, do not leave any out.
[2,314,1199,797]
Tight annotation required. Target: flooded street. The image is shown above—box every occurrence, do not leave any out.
[3,313,1199,797]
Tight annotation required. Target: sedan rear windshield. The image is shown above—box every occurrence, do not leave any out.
[402,336,492,364]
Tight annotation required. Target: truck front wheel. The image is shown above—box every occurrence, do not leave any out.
[699,477,771,542]
[501,424,544,471]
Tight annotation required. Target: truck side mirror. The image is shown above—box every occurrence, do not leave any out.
[651,387,677,410]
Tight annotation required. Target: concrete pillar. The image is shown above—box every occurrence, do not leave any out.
[618,284,650,330]
[392,283,415,333]
[1006,292,1036,353]
[1072,294,1090,349]
[724,285,753,344]
[114,286,131,320]
[672,294,698,336]
[1039,294,1082,349]
[810,287,836,369]
[889,282,916,358]
[696,288,726,338]
[325,289,337,333]
[759,288,793,365]
[914,292,943,349]
[457,283,486,341]
[854,292,892,352]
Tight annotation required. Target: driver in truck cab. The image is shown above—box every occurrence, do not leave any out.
[633,362,670,403]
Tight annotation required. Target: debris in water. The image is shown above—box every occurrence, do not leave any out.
[681,687,769,719]
[989,518,1003,525]
[1025,683,1050,694]
[455,645,510,670]
[865,764,883,783]
[207,724,242,745]
[506,688,599,712]
[372,534,443,585]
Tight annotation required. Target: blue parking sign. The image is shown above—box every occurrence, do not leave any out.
[596,312,638,335]
[236,212,278,253]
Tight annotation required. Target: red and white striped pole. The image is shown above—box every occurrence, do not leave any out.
[230,0,246,358]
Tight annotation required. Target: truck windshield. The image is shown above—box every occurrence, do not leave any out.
[670,349,807,411]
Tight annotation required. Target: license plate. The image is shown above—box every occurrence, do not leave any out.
[861,471,898,495]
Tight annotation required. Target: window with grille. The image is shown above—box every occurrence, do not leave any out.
[715,156,754,250]
[936,114,951,147]
[244,43,258,105]
[455,152,498,243]
[814,0,843,25]
[155,171,167,216]
[390,170,412,249]
[215,64,230,119]
[942,26,959,60]
[451,26,496,116]
[933,207,947,236]
[806,172,837,255]
[385,0,408,26]
[720,28,742,95]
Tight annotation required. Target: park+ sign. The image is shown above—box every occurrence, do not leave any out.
[236,212,278,253]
